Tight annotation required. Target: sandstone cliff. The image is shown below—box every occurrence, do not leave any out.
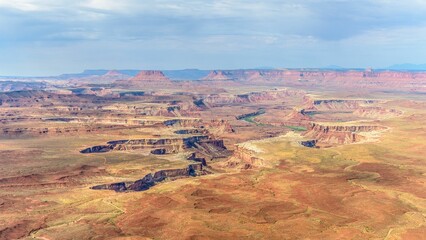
[304,99,378,111]
[199,89,305,107]
[91,164,208,192]
[226,144,265,169]
[302,122,387,146]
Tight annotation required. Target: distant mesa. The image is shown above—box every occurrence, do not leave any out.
[101,70,131,80]
[104,70,123,76]
[202,70,234,81]
[130,70,171,82]
[245,70,266,82]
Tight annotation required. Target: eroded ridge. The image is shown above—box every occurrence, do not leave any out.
[91,163,209,192]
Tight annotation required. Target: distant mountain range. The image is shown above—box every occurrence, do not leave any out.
[3,65,426,80]
[58,69,210,80]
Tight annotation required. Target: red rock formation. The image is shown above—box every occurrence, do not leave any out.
[243,70,266,82]
[202,119,235,134]
[228,145,264,169]
[307,123,386,133]
[91,164,208,192]
[303,123,387,146]
[200,89,305,107]
[304,99,378,111]
[130,70,171,82]
[202,70,234,81]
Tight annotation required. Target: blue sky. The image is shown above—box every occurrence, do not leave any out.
[1,0,426,76]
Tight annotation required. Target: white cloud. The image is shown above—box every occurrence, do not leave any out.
[1,0,426,74]
[0,0,44,11]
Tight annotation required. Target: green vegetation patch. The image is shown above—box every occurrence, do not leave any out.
[285,126,307,131]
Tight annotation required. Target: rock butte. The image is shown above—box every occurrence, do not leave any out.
[202,70,234,81]
[130,70,171,82]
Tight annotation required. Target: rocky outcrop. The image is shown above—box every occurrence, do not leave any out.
[151,148,170,155]
[192,139,231,160]
[80,136,213,154]
[43,117,201,128]
[130,70,171,82]
[353,107,403,119]
[228,145,264,169]
[200,94,250,107]
[304,99,378,111]
[202,120,235,134]
[302,123,387,146]
[174,129,207,135]
[236,109,265,120]
[91,164,208,192]
[79,88,117,97]
[163,118,202,127]
[187,152,208,166]
[199,89,305,107]
[244,89,305,102]
[114,70,172,87]
[307,123,386,133]
[202,70,234,81]
[80,145,113,153]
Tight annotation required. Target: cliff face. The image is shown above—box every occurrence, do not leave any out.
[307,123,386,133]
[91,164,207,192]
[304,99,377,111]
[245,89,305,102]
[192,139,231,160]
[228,145,264,169]
[302,123,386,146]
[200,89,305,107]
[81,136,210,154]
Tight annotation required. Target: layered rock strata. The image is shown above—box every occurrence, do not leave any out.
[91,164,208,192]
[80,136,210,154]
[302,123,387,146]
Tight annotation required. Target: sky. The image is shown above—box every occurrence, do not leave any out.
[1,0,426,76]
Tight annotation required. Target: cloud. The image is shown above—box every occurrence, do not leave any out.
[0,0,426,75]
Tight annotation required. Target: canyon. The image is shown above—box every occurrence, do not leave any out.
[0,68,425,240]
